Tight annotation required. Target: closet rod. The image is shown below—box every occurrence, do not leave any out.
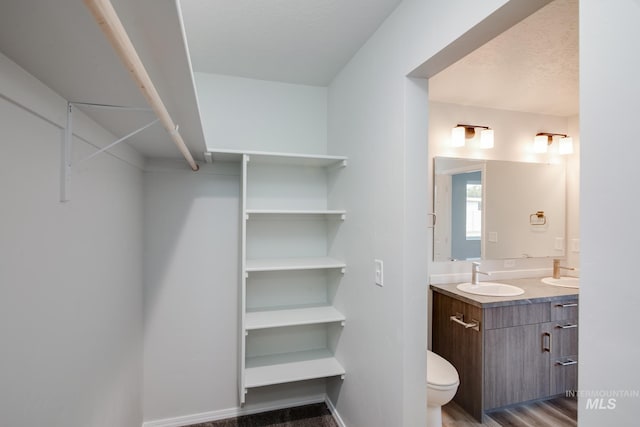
[83,0,199,171]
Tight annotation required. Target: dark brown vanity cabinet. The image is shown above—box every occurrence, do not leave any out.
[432,291,578,421]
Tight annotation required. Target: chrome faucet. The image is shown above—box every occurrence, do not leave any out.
[471,262,490,285]
[552,258,575,279]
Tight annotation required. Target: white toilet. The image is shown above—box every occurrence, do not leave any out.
[427,350,460,427]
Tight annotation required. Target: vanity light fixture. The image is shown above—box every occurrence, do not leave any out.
[451,124,494,148]
[533,132,574,155]
[479,128,495,149]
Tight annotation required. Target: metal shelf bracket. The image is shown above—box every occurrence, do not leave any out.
[61,101,158,202]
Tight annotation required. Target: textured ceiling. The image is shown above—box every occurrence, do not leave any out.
[180,0,402,86]
[429,0,578,117]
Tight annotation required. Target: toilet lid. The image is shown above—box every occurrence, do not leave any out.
[427,350,459,387]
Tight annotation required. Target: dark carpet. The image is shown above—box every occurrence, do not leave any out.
[185,403,339,427]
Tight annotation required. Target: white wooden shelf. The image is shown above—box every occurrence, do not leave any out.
[245,349,345,388]
[207,149,347,167]
[237,149,347,403]
[245,306,345,330]
[246,209,346,218]
[246,257,346,272]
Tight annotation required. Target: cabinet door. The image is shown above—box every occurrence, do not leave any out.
[432,293,483,421]
[484,323,551,409]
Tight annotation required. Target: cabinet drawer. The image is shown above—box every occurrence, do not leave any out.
[551,299,579,321]
[551,355,578,395]
[484,303,549,329]
[552,322,578,356]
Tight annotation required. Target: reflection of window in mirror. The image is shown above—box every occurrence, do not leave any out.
[452,171,481,260]
[466,182,482,240]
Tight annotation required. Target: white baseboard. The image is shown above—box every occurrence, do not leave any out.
[142,394,333,427]
[324,396,347,427]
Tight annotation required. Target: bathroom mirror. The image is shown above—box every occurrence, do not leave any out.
[433,157,566,261]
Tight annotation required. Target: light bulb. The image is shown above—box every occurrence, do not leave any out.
[451,126,466,147]
[559,137,573,155]
[480,129,494,149]
[533,135,549,153]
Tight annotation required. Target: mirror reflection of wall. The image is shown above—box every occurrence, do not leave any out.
[484,160,565,259]
[433,157,566,262]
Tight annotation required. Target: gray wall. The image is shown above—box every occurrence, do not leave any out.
[195,73,328,154]
[0,53,144,427]
[325,1,555,425]
[579,0,640,424]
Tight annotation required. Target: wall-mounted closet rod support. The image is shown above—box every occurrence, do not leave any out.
[61,103,73,202]
[83,0,199,171]
[61,102,159,202]
[71,101,153,112]
[77,117,159,165]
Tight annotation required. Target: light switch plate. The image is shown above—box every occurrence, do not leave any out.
[374,259,384,287]
[488,232,498,243]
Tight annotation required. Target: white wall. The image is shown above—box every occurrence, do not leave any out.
[142,160,241,422]
[325,1,522,425]
[580,0,640,424]
[141,159,329,425]
[142,73,336,424]
[195,73,327,154]
[0,52,144,427]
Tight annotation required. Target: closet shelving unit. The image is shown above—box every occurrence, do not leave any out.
[207,149,348,404]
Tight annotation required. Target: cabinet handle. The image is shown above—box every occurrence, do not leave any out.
[450,313,480,331]
[542,332,552,353]
[556,323,578,329]
[556,359,578,366]
[556,303,578,308]
[427,213,437,229]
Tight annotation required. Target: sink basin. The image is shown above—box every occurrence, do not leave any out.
[541,277,579,288]
[456,282,525,296]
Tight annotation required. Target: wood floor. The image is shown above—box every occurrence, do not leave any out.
[443,396,577,427]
